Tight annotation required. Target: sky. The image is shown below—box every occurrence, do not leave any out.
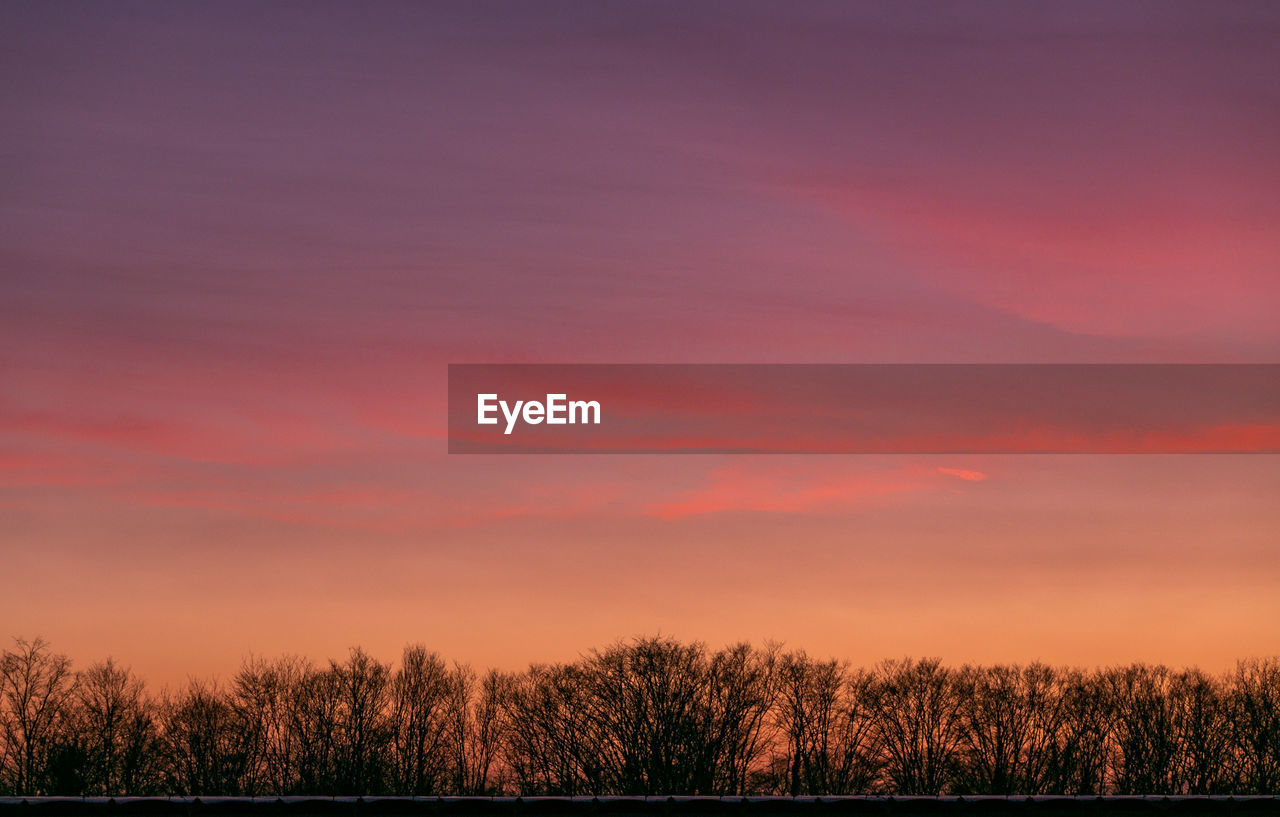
[2,1,1278,689]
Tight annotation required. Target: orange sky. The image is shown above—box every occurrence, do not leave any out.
[2,2,1278,689]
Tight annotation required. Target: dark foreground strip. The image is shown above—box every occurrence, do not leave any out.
[2,798,1278,817]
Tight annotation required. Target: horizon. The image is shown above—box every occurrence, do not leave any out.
[6,634,1280,693]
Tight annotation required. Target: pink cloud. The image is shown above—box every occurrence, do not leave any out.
[937,467,987,482]
[646,462,928,520]
[788,165,1279,340]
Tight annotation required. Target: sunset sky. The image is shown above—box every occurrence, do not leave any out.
[2,1,1278,688]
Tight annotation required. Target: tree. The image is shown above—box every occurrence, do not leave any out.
[231,654,310,794]
[1229,658,1280,794]
[0,637,76,794]
[500,663,604,795]
[1044,669,1110,795]
[449,663,506,795]
[330,647,391,794]
[1,635,1279,797]
[868,658,964,795]
[1107,664,1178,794]
[74,659,159,795]
[1168,668,1231,794]
[773,652,879,794]
[387,645,452,794]
[158,679,246,795]
[955,663,1065,795]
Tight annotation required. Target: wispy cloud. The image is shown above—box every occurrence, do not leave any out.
[937,467,987,482]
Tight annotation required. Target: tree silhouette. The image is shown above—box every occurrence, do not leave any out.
[2,636,1278,796]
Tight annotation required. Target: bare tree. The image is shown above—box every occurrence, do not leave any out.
[74,659,158,795]
[1043,668,1111,795]
[773,652,879,794]
[0,637,76,795]
[386,645,452,794]
[955,663,1065,795]
[1229,658,1280,794]
[578,637,776,795]
[585,637,708,794]
[1107,664,1179,794]
[330,647,391,794]
[500,663,605,795]
[449,663,506,794]
[158,679,246,795]
[868,658,964,795]
[231,654,310,795]
[287,664,341,794]
[708,642,778,794]
[2,635,1280,797]
[1168,668,1232,794]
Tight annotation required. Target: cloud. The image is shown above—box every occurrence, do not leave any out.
[938,467,987,482]
[787,162,1279,341]
[646,462,928,520]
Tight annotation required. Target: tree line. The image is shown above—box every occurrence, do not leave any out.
[2,636,1277,796]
